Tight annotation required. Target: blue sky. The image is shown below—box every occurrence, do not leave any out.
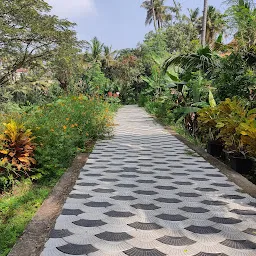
[46,0,227,50]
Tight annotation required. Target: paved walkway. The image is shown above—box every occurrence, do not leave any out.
[41,106,256,256]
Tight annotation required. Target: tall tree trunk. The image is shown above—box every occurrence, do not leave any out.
[151,0,157,31]
[157,19,161,30]
[201,0,208,47]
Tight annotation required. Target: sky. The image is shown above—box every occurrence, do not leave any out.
[46,0,227,50]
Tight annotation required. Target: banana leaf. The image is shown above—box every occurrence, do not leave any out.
[173,106,200,123]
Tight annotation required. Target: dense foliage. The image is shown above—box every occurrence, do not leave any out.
[137,0,256,162]
[0,96,115,191]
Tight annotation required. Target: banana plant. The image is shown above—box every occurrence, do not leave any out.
[172,71,217,135]
[141,55,178,99]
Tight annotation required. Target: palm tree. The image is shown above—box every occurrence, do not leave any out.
[198,6,226,46]
[141,0,173,30]
[188,8,200,24]
[201,0,208,46]
[226,0,254,9]
[102,46,117,68]
[227,0,256,51]
[206,6,226,45]
[85,37,104,63]
[141,0,157,31]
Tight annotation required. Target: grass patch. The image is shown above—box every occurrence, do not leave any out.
[0,179,56,256]
[169,123,204,148]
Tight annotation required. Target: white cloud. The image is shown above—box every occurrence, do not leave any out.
[46,0,96,19]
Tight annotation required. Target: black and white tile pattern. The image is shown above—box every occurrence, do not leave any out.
[41,106,256,256]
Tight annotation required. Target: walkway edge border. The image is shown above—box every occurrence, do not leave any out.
[8,153,89,256]
[160,122,256,198]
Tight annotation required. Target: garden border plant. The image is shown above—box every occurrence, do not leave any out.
[0,95,118,256]
[197,97,256,178]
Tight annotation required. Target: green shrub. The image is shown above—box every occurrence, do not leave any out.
[0,95,115,190]
[198,98,256,157]
[25,96,114,180]
[138,94,149,107]
[197,105,221,142]
[213,53,255,101]
[145,99,175,124]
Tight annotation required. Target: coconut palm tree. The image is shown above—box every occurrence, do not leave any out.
[188,7,202,33]
[141,0,173,30]
[102,46,117,68]
[197,6,226,46]
[227,0,256,51]
[188,8,200,25]
[205,6,226,45]
[141,0,157,31]
[85,37,104,63]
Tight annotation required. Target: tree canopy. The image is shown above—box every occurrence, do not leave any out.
[0,0,80,86]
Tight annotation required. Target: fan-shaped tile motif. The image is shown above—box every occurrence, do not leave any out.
[84,201,112,208]
[69,194,92,199]
[104,210,135,218]
[119,174,139,178]
[73,219,106,227]
[57,244,98,255]
[132,204,160,210]
[180,206,209,213]
[208,217,242,224]
[155,198,182,204]
[221,239,256,249]
[49,229,73,238]
[211,183,233,187]
[77,182,98,186]
[155,186,177,190]
[128,222,163,230]
[243,228,256,236]
[154,176,173,180]
[190,177,210,181]
[157,236,196,246]
[93,188,115,193]
[173,181,193,185]
[231,209,256,215]
[201,200,227,206]
[61,209,83,216]
[134,190,158,195]
[124,247,166,256]
[177,192,201,198]
[99,178,119,182]
[194,253,228,256]
[156,214,188,221]
[96,231,133,241]
[221,194,246,199]
[111,195,137,201]
[136,180,156,184]
[185,225,221,234]
[195,187,218,192]
[115,183,138,188]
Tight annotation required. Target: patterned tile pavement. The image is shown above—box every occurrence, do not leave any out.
[41,106,256,256]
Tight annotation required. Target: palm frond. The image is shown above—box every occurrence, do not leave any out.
[163,46,219,73]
